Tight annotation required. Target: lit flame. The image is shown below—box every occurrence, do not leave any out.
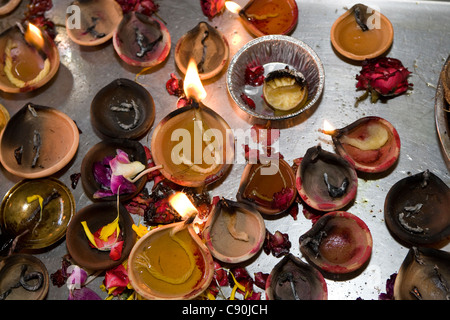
[321,120,336,135]
[24,23,45,50]
[225,1,242,14]
[169,192,198,220]
[184,58,207,101]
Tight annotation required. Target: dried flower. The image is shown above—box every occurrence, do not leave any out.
[200,0,225,19]
[263,229,291,257]
[356,57,412,103]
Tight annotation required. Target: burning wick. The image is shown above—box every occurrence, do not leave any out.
[319,120,337,135]
[184,58,207,101]
[25,23,45,50]
[169,192,206,235]
[225,1,242,14]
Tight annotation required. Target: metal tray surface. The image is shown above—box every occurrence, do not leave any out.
[0,0,449,300]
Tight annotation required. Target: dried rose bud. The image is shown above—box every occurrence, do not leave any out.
[356,57,412,103]
[200,0,225,19]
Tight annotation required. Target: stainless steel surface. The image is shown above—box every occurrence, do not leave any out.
[0,0,449,300]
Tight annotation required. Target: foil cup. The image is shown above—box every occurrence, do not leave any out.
[227,35,325,121]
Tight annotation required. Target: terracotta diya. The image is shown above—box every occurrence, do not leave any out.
[265,253,328,300]
[394,247,450,300]
[322,117,401,173]
[175,21,229,80]
[0,178,75,250]
[113,12,171,68]
[0,103,79,179]
[66,201,136,271]
[0,254,49,300]
[151,59,234,187]
[66,0,123,46]
[203,198,265,264]
[299,211,373,277]
[0,23,59,93]
[330,3,394,61]
[80,139,148,202]
[296,145,358,212]
[91,78,155,139]
[0,0,21,16]
[236,158,297,215]
[226,0,298,37]
[128,192,214,300]
[384,170,450,246]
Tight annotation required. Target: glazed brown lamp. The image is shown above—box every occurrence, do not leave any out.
[175,21,229,80]
[330,3,394,61]
[0,23,59,93]
[225,0,298,38]
[66,0,123,46]
[151,59,234,188]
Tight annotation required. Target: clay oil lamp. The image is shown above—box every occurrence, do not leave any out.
[80,139,150,202]
[296,145,358,212]
[225,0,298,38]
[91,78,155,140]
[265,253,328,300]
[113,11,171,68]
[299,211,373,278]
[236,158,296,215]
[321,117,401,173]
[0,22,59,93]
[330,3,393,61]
[175,22,229,80]
[0,178,75,250]
[0,103,79,179]
[203,198,265,264]
[151,59,234,187]
[66,201,136,271]
[66,0,123,46]
[227,35,324,121]
[393,247,450,300]
[384,170,450,246]
[128,192,214,300]
[0,0,21,15]
[0,254,49,300]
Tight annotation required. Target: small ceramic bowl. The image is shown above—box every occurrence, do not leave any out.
[113,12,171,68]
[227,35,324,121]
[91,78,155,139]
[0,0,21,15]
[0,254,49,300]
[384,170,450,246]
[0,103,79,179]
[0,24,60,93]
[175,22,229,80]
[66,0,123,46]
[65,201,136,271]
[0,178,75,250]
[203,198,266,264]
[330,4,394,61]
[80,139,148,202]
[128,222,214,300]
